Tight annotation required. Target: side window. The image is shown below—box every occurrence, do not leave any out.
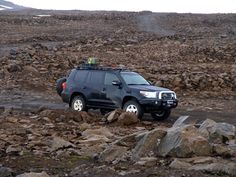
[74,70,89,84]
[104,72,119,85]
[88,71,105,86]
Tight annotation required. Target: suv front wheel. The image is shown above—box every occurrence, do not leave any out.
[123,100,143,119]
[151,109,171,121]
[71,96,86,111]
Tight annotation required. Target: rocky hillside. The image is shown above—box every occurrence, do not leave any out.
[0,12,235,101]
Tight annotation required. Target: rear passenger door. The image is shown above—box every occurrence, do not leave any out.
[72,70,89,93]
[85,71,106,106]
[102,72,123,108]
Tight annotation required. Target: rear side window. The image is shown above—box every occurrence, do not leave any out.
[87,71,105,86]
[104,72,119,85]
[74,70,89,84]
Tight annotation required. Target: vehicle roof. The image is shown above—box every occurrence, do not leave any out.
[75,64,130,72]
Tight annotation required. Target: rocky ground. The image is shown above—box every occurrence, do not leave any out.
[0,10,236,176]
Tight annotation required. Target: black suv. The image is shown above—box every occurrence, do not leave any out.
[56,64,178,120]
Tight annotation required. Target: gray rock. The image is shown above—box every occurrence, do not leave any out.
[169,158,236,176]
[79,127,114,146]
[106,109,122,123]
[79,122,91,131]
[157,125,212,157]
[184,156,216,164]
[9,49,18,56]
[82,127,114,138]
[169,158,192,169]
[173,116,189,127]
[132,128,167,161]
[6,145,22,155]
[99,145,128,163]
[16,171,50,177]
[50,136,76,152]
[190,161,236,176]
[117,112,139,126]
[0,165,14,177]
[135,157,157,167]
[115,130,147,148]
[213,144,236,157]
[7,64,22,72]
[199,119,235,144]
[0,106,5,115]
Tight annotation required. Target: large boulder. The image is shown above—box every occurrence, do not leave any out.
[199,119,236,144]
[106,109,139,125]
[106,109,122,123]
[117,112,139,126]
[173,116,196,127]
[132,128,167,161]
[157,125,212,157]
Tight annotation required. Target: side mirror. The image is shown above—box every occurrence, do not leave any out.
[112,80,122,86]
[148,80,153,85]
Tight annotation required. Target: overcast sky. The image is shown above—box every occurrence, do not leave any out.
[9,0,236,13]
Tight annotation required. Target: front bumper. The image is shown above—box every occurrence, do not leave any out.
[139,98,178,112]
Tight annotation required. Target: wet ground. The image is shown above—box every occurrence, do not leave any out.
[1,89,235,125]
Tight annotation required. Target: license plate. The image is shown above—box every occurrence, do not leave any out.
[167,100,173,104]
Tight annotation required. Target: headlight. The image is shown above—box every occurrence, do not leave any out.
[140,91,156,98]
[172,93,177,99]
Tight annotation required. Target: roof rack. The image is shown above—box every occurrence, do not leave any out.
[76,58,129,71]
[76,63,129,72]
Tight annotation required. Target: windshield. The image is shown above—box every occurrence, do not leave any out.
[121,72,150,85]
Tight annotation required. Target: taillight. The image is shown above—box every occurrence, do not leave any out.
[62,82,67,90]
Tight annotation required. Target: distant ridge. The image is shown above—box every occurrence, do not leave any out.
[0,0,29,10]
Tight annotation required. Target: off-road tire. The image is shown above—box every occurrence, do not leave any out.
[71,96,86,111]
[151,109,171,121]
[123,100,144,119]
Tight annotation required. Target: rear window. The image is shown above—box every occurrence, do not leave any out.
[74,70,89,84]
[88,71,105,85]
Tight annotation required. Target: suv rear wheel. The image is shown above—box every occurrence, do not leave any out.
[123,100,143,119]
[71,96,86,111]
[151,109,171,121]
